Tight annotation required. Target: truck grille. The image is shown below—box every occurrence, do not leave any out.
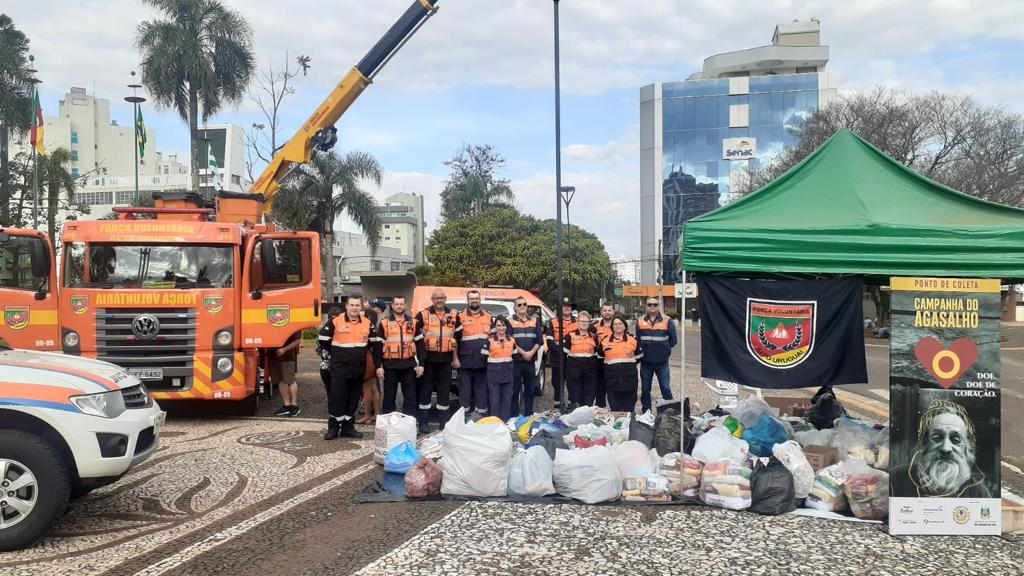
[120,384,152,408]
[96,308,196,392]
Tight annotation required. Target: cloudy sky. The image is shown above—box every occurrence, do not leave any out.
[9,0,1024,258]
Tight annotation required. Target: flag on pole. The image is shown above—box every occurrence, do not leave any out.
[30,88,45,156]
[208,142,222,190]
[135,106,147,160]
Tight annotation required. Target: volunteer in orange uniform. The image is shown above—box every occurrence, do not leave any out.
[636,298,677,413]
[482,317,517,421]
[598,317,643,412]
[561,310,600,409]
[456,290,493,419]
[323,297,380,440]
[593,303,616,408]
[374,295,424,419]
[509,296,543,416]
[544,297,577,409]
[414,288,460,434]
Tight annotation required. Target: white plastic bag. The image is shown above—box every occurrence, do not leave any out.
[772,440,815,499]
[831,416,876,461]
[691,426,749,463]
[561,405,596,427]
[441,408,514,497]
[508,445,555,497]
[374,412,418,465]
[794,428,834,448]
[731,397,773,428]
[553,446,622,503]
[613,441,657,478]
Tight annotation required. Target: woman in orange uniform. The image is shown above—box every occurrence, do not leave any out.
[597,317,643,412]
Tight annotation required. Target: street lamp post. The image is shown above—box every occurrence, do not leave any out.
[553,0,566,410]
[559,185,575,301]
[124,71,146,205]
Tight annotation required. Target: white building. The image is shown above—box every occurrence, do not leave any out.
[612,257,640,284]
[378,192,425,265]
[329,230,415,290]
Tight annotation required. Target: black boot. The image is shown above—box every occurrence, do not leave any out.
[340,420,364,439]
[324,420,340,440]
[418,419,430,435]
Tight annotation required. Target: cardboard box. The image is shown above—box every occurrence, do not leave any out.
[790,404,811,417]
[803,445,838,470]
[763,396,809,417]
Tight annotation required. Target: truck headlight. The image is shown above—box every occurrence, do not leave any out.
[64,331,80,347]
[216,357,233,373]
[216,330,232,346]
[70,389,126,419]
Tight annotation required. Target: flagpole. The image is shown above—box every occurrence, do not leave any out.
[125,71,146,205]
[680,268,686,454]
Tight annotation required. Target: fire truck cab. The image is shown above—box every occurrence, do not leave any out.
[0,192,321,412]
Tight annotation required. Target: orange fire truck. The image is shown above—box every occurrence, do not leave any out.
[0,0,440,411]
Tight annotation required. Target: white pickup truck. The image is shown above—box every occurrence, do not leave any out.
[0,345,165,551]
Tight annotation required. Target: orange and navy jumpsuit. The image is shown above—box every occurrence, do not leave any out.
[322,313,380,429]
[456,307,493,415]
[561,329,600,407]
[373,311,425,417]
[592,317,615,408]
[481,334,517,421]
[544,314,578,403]
[414,306,460,424]
[597,332,643,412]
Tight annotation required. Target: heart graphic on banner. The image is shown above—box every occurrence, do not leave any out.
[913,337,978,389]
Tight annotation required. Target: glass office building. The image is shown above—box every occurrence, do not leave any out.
[640,21,839,284]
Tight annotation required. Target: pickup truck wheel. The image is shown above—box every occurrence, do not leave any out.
[0,431,71,552]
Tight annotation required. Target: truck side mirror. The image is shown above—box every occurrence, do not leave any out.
[30,239,51,279]
[260,238,278,282]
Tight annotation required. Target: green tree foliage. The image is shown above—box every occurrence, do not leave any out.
[439,143,515,221]
[136,0,256,193]
[0,15,36,213]
[271,150,383,302]
[424,207,614,311]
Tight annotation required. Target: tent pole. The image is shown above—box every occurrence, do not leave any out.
[680,268,686,454]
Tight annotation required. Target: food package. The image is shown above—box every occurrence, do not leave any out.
[383,441,420,475]
[553,446,622,504]
[843,460,890,519]
[659,452,702,497]
[771,441,815,499]
[508,445,556,497]
[373,412,418,465]
[699,458,752,510]
[440,408,514,497]
[805,462,849,513]
[417,434,443,460]
[405,458,443,498]
[692,426,749,464]
[621,475,671,502]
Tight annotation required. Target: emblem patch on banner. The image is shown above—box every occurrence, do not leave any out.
[913,336,978,388]
[204,294,224,314]
[71,295,88,315]
[746,299,816,368]
[267,304,290,327]
[4,306,29,330]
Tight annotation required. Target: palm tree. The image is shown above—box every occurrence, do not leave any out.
[37,147,76,253]
[271,151,384,302]
[135,0,255,193]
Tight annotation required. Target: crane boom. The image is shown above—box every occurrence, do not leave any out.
[251,0,440,214]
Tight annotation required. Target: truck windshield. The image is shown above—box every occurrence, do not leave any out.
[63,243,233,288]
[0,234,49,292]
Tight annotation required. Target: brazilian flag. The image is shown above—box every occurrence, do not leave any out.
[136,107,147,160]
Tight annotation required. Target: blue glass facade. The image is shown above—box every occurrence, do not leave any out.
[661,73,820,282]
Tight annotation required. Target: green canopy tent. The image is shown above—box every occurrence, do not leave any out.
[681,128,1024,282]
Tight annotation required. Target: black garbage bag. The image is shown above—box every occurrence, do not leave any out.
[654,409,682,456]
[804,385,848,429]
[628,418,655,448]
[526,428,571,460]
[749,457,797,515]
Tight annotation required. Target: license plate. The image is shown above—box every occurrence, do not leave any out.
[129,368,163,381]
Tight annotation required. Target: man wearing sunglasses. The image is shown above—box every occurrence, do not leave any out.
[636,298,677,413]
[509,296,543,416]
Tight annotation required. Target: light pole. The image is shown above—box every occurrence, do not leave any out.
[27,55,41,229]
[124,71,146,205]
[559,185,575,302]
[553,0,566,410]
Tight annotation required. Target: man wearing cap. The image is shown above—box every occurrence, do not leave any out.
[544,298,578,410]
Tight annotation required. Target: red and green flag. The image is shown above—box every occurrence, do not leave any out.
[30,88,45,156]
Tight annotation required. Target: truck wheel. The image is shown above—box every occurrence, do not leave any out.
[0,430,71,552]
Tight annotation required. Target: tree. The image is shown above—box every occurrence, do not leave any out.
[439,143,515,221]
[271,150,383,302]
[424,207,614,311]
[740,88,1024,205]
[0,15,35,213]
[244,53,310,182]
[136,0,256,193]
[37,148,82,251]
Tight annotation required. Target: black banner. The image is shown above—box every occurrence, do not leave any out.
[696,276,867,389]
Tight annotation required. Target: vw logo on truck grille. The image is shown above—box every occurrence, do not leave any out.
[132,314,161,340]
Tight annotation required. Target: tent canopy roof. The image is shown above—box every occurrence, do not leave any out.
[681,129,1024,282]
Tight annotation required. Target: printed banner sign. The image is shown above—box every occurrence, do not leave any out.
[696,276,866,389]
[889,277,1001,535]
